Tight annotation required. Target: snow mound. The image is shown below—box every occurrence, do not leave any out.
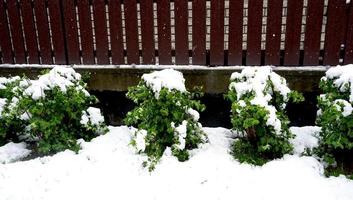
[0,142,31,164]
[142,69,186,98]
[290,126,321,154]
[0,126,352,200]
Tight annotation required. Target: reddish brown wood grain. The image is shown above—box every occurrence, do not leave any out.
[140,0,155,64]
[324,0,348,65]
[174,0,189,65]
[157,0,172,64]
[77,0,94,64]
[192,0,206,65]
[210,0,224,66]
[345,2,353,64]
[62,0,80,64]
[93,0,109,64]
[265,0,282,66]
[284,0,303,65]
[34,0,52,64]
[228,0,243,65]
[246,0,263,66]
[20,0,39,64]
[304,0,324,65]
[0,1,13,63]
[124,0,139,64]
[7,0,26,63]
[109,0,124,64]
[48,0,66,64]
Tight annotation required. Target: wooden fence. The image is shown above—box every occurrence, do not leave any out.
[0,0,352,66]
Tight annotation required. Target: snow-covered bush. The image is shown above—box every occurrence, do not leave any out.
[316,65,353,178]
[227,67,303,165]
[0,66,107,154]
[125,69,206,170]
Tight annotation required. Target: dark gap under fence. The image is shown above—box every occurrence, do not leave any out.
[92,91,319,128]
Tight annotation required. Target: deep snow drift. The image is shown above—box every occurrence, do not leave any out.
[0,126,353,200]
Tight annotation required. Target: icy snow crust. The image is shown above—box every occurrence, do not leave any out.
[142,69,186,98]
[229,67,290,135]
[1,126,353,200]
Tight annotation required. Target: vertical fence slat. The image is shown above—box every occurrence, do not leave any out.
[210,0,224,66]
[174,0,189,65]
[192,0,206,65]
[7,0,26,63]
[62,0,80,64]
[20,0,39,64]
[303,0,324,65]
[345,2,353,64]
[246,0,262,65]
[283,0,303,65]
[157,0,172,64]
[0,1,12,63]
[93,0,109,64]
[108,0,124,64]
[324,0,347,65]
[228,0,243,65]
[124,0,139,64]
[34,0,53,64]
[140,0,155,64]
[47,0,66,64]
[77,0,94,64]
[265,0,282,65]
[109,0,124,64]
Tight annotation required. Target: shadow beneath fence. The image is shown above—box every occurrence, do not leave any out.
[91,91,319,128]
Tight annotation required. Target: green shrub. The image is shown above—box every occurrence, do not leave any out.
[316,65,353,178]
[0,66,107,154]
[125,69,206,170]
[226,67,303,165]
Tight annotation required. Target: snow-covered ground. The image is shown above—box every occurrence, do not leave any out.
[0,126,352,200]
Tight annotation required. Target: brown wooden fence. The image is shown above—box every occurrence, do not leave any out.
[0,0,352,66]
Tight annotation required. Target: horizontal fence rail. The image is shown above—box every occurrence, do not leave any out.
[0,0,352,66]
